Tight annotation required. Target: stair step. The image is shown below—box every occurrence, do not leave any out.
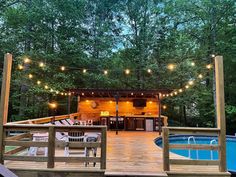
[105,171,168,177]
[166,171,231,177]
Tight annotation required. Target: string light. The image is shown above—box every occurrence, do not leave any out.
[131,92,134,95]
[125,69,130,75]
[167,64,175,71]
[163,105,167,109]
[50,89,54,92]
[28,74,33,79]
[198,74,203,79]
[188,80,194,85]
[39,62,45,67]
[81,93,84,96]
[56,91,59,94]
[185,85,189,89]
[179,89,183,93]
[83,69,87,73]
[170,93,173,96]
[44,85,49,89]
[60,92,64,96]
[18,64,24,70]
[211,54,215,58]
[68,92,71,96]
[24,58,30,63]
[60,66,65,71]
[37,80,41,85]
[141,93,144,96]
[104,70,108,75]
[206,64,212,69]
[191,62,195,66]
[163,94,166,97]
[147,69,152,73]
[174,91,178,95]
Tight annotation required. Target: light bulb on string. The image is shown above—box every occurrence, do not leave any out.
[37,80,41,85]
[147,69,152,73]
[163,105,167,109]
[60,66,65,71]
[68,92,71,96]
[206,64,212,69]
[18,64,24,70]
[167,64,175,71]
[39,62,45,67]
[56,91,59,94]
[24,57,30,64]
[125,69,130,75]
[50,89,54,92]
[174,91,178,95]
[185,85,189,89]
[104,70,108,75]
[191,62,195,66]
[83,69,87,73]
[44,85,49,89]
[60,92,64,96]
[188,80,194,85]
[198,74,203,79]
[179,89,183,93]
[28,74,33,79]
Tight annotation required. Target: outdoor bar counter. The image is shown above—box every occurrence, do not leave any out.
[100,115,168,131]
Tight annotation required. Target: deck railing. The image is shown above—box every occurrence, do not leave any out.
[2,124,107,169]
[162,126,226,172]
[7,113,79,124]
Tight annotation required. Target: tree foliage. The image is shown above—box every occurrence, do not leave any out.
[0,0,235,134]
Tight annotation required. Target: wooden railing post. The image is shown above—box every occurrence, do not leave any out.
[100,127,107,169]
[0,53,12,164]
[163,127,170,171]
[47,126,55,168]
[215,56,227,172]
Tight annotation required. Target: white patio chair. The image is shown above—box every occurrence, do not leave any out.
[64,131,89,166]
[61,119,70,125]
[66,118,74,125]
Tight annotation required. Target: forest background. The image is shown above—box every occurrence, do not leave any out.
[0,0,235,134]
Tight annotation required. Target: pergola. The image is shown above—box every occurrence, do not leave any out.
[68,88,172,135]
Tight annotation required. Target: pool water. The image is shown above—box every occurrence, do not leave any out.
[155,135,236,171]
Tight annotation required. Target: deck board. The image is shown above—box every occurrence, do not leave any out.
[4,131,220,174]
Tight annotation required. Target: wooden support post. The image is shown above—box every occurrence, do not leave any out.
[47,126,55,168]
[100,127,107,169]
[215,56,227,172]
[163,127,170,171]
[0,53,13,164]
[114,94,119,135]
[158,94,161,135]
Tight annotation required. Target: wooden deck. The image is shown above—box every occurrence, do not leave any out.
[4,131,226,177]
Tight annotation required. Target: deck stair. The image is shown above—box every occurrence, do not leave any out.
[166,171,231,177]
[105,171,168,177]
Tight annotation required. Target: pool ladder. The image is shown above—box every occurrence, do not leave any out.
[210,139,217,160]
[188,136,199,159]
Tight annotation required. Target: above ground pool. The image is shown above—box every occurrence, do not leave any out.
[155,135,236,172]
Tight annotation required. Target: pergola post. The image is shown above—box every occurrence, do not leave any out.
[214,56,226,172]
[0,53,13,164]
[114,94,119,135]
[158,94,161,135]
